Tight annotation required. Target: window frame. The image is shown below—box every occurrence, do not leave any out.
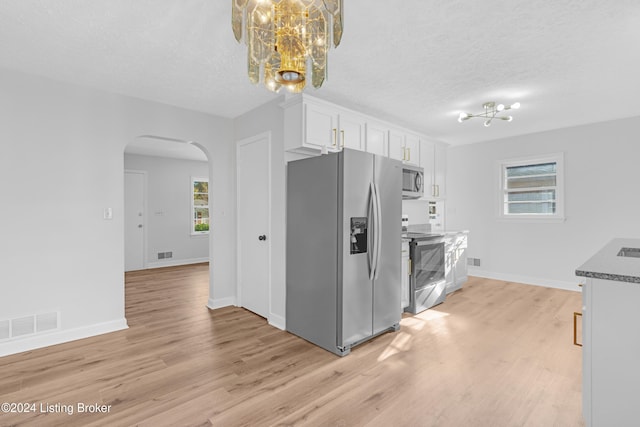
[191,176,210,236]
[497,152,565,223]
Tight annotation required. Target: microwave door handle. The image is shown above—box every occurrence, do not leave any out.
[373,182,382,280]
[368,182,376,281]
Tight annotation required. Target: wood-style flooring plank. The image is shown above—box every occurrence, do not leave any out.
[0,265,584,426]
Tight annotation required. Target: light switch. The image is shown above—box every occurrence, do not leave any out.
[103,208,113,220]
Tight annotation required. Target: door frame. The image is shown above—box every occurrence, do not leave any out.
[124,169,148,271]
[235,131,272,320]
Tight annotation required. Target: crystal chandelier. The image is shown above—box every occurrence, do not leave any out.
[232,0,344,93]
[458,101,521,127]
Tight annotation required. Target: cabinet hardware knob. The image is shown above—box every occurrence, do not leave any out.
[258,235,267,241]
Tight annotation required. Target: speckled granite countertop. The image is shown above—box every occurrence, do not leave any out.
[576,238,640,284]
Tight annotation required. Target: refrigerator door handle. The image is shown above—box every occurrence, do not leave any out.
[373,182,382,280]
[367,182,376,280]
[368,182,378,281]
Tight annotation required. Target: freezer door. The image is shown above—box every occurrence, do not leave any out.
[339,149,375,347]
[372,155,402,334]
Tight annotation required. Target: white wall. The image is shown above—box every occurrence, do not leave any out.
[446,116,640,290]
[0,68,235,356]
[233,97,287,329]
[124,154,209,268]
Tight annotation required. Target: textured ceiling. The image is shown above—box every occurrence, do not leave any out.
[1,0,640,146]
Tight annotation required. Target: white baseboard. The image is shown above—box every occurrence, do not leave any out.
[0,318,128,358]
[268,313,286,331]
[146,257,209,269]
[207,296,237,310]
[469,269,582,292]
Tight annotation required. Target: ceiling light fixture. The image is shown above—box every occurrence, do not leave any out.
[458,101,521,127]
[232,0,344,93]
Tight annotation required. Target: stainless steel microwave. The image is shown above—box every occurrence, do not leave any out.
[402,164,424,199]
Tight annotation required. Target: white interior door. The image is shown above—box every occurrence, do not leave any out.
[125,171,145,271]
[237,134,270,318]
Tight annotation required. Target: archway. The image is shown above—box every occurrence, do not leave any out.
[123,135,213,305]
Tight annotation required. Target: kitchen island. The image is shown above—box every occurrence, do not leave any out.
[575,238,640,427]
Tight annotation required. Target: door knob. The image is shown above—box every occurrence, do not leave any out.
[258,235,267,241]
[138,224,143,228]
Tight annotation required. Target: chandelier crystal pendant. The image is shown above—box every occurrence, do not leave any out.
[232,0,344,93]
[458,101,521,127]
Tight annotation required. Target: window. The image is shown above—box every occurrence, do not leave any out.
[192,177,209,234]
[498,153,564,221]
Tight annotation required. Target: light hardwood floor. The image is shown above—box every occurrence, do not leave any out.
[0,264,584,426]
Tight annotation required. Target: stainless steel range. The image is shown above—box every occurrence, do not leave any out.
[405,232,447,314]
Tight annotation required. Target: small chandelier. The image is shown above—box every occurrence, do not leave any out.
[231,0,344,93]
[458,101,521,127]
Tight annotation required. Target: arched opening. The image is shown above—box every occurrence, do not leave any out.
[123,135,213,311]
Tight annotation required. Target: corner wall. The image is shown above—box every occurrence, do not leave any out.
[0,68,235,356]
[233,97,287,329]
[446,116,640,290]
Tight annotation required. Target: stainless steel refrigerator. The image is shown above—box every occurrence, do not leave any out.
[286,148,402,356]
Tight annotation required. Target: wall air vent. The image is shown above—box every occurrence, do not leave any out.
[467,257,481,267]
[0,311,60,341]
[11,316,35,337]
[36,312,59,332]
[157,251,173,260]
[0,320,9,340]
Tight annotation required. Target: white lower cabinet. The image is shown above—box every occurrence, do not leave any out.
[445,232,468,294]
[581,278,640,427]
[401,240,410,310]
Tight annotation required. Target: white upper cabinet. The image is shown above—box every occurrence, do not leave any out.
[365,121,388,157]
[305,102,338,151]
[283,95,365,154]
[389,129,420,166]
[420,138,446,199]
[404,133,420,166]
[434,142,447,199]
[338,111,365,151]
[388,127,405,162]
[283,95,446,196]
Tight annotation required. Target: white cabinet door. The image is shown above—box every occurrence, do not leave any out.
[388,128,405,162]
[404,133,420,166]
[420,139,435,197]
[434,143,447,198]
[365,121,388,157]
[586,279,640,427]
[305,102,338,151]
[419,139,446,199]
[401,240,410,310]
[338,112,365,151]
[444,240,455,292]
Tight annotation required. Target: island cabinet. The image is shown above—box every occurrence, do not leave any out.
[576,238,640,427]
[579,278,640,427]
